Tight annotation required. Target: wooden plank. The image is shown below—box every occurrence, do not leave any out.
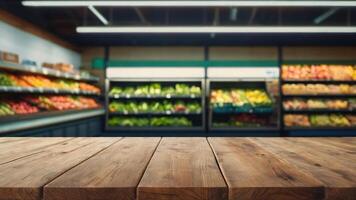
[0,137,73,164]
[283,138,356,169]
[0,137,29,144]
[44,137,161,200]
[138,137,227,200]
[209,138,324,200]
[0,138,119,200]
[313,138,356,151]
[0,10,81,52]
[251,138,356,200]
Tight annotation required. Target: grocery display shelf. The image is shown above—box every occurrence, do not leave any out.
[210,126,279,131]
[109,111,202,115]
[284,126,356,131]
[106,126,204,131]
[284,109,355,114]
[105,78,206,132]
[0,108,105,134]
[0,61,99,82]
[0,86,100,96]
[212,109,274,114]
[282,80,356,84]
[283,94,356,98]
[108,94,201,99]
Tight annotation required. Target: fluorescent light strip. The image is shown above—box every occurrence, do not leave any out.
[22,1,356,7]
[88,6,109,25]
[76,26,356,33]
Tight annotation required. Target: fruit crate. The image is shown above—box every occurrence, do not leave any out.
[105,78,206,131]
[207,78,280,131]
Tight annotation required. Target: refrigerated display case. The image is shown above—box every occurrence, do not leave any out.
[206,65,280,132]
[105,79,205,131]
[207,79,280,131]
[281,64,356,130]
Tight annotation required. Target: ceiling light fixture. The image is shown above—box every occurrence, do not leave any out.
[76,26,356,33]
[22,1,356,7]
[88,5,109,25]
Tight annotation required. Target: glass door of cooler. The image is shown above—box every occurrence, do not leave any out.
[208,79,280,131]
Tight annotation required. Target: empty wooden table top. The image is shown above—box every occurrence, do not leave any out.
[0,137,355,200]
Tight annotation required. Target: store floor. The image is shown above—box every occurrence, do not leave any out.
[0,137,354,200]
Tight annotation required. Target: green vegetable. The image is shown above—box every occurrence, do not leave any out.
[0,73,13,86]
[109,101,201,113]
[108,117,192,127]
[109,83,202,97]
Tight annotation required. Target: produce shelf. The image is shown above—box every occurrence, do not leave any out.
[109,111,202,115]
[106,126,204,131]
[284,109,355,114]
[0,86,100,96]
[108,94,201,99]
[0,61,99,82]
[105,78,205,131]
[210,127,279,131]
[282,80,356,84]
[283,94,356,98]
[0,108,105,134]
[207,79,279,132]
[284,126,356,131]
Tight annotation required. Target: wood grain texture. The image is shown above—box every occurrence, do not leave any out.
[44,137,161,200]
[251,138,356,200]
[283,138,356,169]
[0,138,119,200]
[209,138,324,200]
[0,137,73,164]
[313,138,356,152]
[138,137,227,200]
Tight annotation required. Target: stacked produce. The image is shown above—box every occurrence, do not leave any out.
[19,75,59,88]
[213,114,269,127]
[109,101,201,113]
[284,114,355,127]
[109,83,201,97]
[282,65,356,80]
[0,102,15,116]
[0,96,100,118]
[108,117,192,127]
[283,98,352,110]
[42,62,75,74]
[282,84,355,95]
[284,114,310,127]
[0,100,38,115]
[0,72,13,86]
[26,95,100,111]
[79,82,101,93]
[210,89,273,112]
[0,72,100,93]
